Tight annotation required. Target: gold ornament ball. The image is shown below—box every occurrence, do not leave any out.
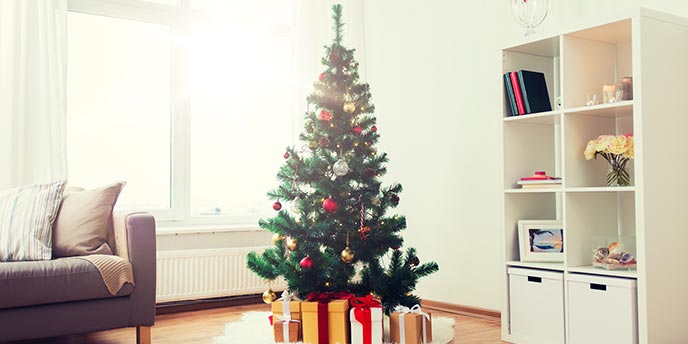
[343,102,356,113]
[272,233,283,244]
[406,291,413,297]
[340,247,354,263]
[308,141,318,150]
[286,237,298,251]
[262,288,276,304]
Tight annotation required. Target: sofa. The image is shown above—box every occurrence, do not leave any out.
[0,211,156,343]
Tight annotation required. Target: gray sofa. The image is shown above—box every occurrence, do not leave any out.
[0,212,156,343]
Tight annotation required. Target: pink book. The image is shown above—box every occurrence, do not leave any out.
[510,72,526,115]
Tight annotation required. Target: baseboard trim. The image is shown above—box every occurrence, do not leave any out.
[422,299,501,322]
[155,294,263,315]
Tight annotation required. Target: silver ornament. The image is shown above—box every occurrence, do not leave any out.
[291,197,301,214]
[333,159,349,176]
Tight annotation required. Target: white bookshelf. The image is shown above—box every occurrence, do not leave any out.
[499,8,688,344]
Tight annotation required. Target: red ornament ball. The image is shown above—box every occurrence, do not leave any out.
[283,152,289,159]
[390,193,400,206]
[300,256,313,269]
[319,73,325,82]
[408,256,420,267]
[371,125,378,133]
[363,168,376,178]
[352,126,363,135]
[322,197,338,213]
[273,201,282,211]
[319,110,332,121]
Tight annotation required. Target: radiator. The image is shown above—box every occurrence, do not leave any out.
[156,247,287,303]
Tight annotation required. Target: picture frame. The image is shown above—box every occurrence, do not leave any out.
[518,220,564,262]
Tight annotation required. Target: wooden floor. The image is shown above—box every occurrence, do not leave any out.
[8,303,504,343]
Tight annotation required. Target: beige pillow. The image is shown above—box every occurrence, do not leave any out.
[52,182,125,257]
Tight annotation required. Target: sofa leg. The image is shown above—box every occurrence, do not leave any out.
[137,326,152,344]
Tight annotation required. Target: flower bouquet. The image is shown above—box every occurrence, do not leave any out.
[584,134,634,186]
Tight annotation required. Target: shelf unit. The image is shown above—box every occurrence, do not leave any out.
[499,9,688,344]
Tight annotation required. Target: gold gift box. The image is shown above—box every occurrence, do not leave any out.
[272,300,302,321]
[273,320,300,343]
[301,299,350,344]
[389,311,433,344]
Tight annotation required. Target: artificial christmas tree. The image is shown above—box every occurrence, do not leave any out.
[247,4,438,314]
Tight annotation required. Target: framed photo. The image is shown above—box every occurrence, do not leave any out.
[518,220,564,262]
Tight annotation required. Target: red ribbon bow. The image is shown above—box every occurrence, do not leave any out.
[305,291,353,344]
[350,295,382,344]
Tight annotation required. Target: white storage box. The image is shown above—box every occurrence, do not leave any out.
[508,267,565,344]
[567,273,637,344]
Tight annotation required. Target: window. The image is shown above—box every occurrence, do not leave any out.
[66,0,295,226]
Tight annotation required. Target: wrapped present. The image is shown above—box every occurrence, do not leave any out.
[302,292,352,344]
[273,319,300,343]
[349,295,383,344]
[389,305,433,344]
[272,291,302,321]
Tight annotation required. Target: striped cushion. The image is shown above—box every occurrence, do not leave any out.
[0,180,66,261]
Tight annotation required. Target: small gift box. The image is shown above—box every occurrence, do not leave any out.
[272,291,302,321]
[302,292,352,344]
[349,295,383,344]
[273,319,300,343]
[389,305,433,344]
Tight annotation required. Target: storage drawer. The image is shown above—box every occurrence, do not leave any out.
[508,267,565,344]
[567,273,638,344]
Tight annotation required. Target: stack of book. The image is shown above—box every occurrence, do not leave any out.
[503,70,552,116]
[517,171,562,189]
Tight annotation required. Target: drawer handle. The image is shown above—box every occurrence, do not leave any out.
[527,276,542,283]
[590,283,607,291]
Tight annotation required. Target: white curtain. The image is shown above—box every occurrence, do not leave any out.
[291,0,367,139]
[0,0,68,189]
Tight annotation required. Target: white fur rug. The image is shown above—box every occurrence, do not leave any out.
[213,311,454,344]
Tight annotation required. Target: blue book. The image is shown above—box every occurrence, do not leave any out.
[517,70,552,114]
[503,72,518,116]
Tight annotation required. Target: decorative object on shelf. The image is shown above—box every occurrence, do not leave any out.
[518,220,564,262]
[593,241,637,270]
[510,0,549,36]
[517,171,561,189]
[617,77,633,100]
[585,92,599,106]
[602,84,624,103]
[584,134,634,186]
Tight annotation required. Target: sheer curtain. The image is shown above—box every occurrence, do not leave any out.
[0,0,68,189]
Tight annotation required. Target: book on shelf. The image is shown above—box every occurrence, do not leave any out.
[517,179,562,185]
[519,183,562,189]
[503,73,518,116]
[518,70,552,114]
[509,71,526,115]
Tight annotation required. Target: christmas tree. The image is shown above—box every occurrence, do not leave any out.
[247,4,438,313]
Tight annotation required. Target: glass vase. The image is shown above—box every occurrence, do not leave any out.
[607,157,630,187]
[511,0,549,36]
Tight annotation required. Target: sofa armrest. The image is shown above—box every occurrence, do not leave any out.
[113,211,156,326]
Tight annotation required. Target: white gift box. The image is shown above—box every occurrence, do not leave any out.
[350,306,383,344]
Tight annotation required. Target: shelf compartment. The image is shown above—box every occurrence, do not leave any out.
[567,265,637,279]
[562,19,632,109]
[563,112,634,188]
[507,260,564,272]
[504,193,559,262]
[565,192,636,269]
[503,121,560,189]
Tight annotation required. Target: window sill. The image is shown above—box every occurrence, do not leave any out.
[156,224,263,236]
